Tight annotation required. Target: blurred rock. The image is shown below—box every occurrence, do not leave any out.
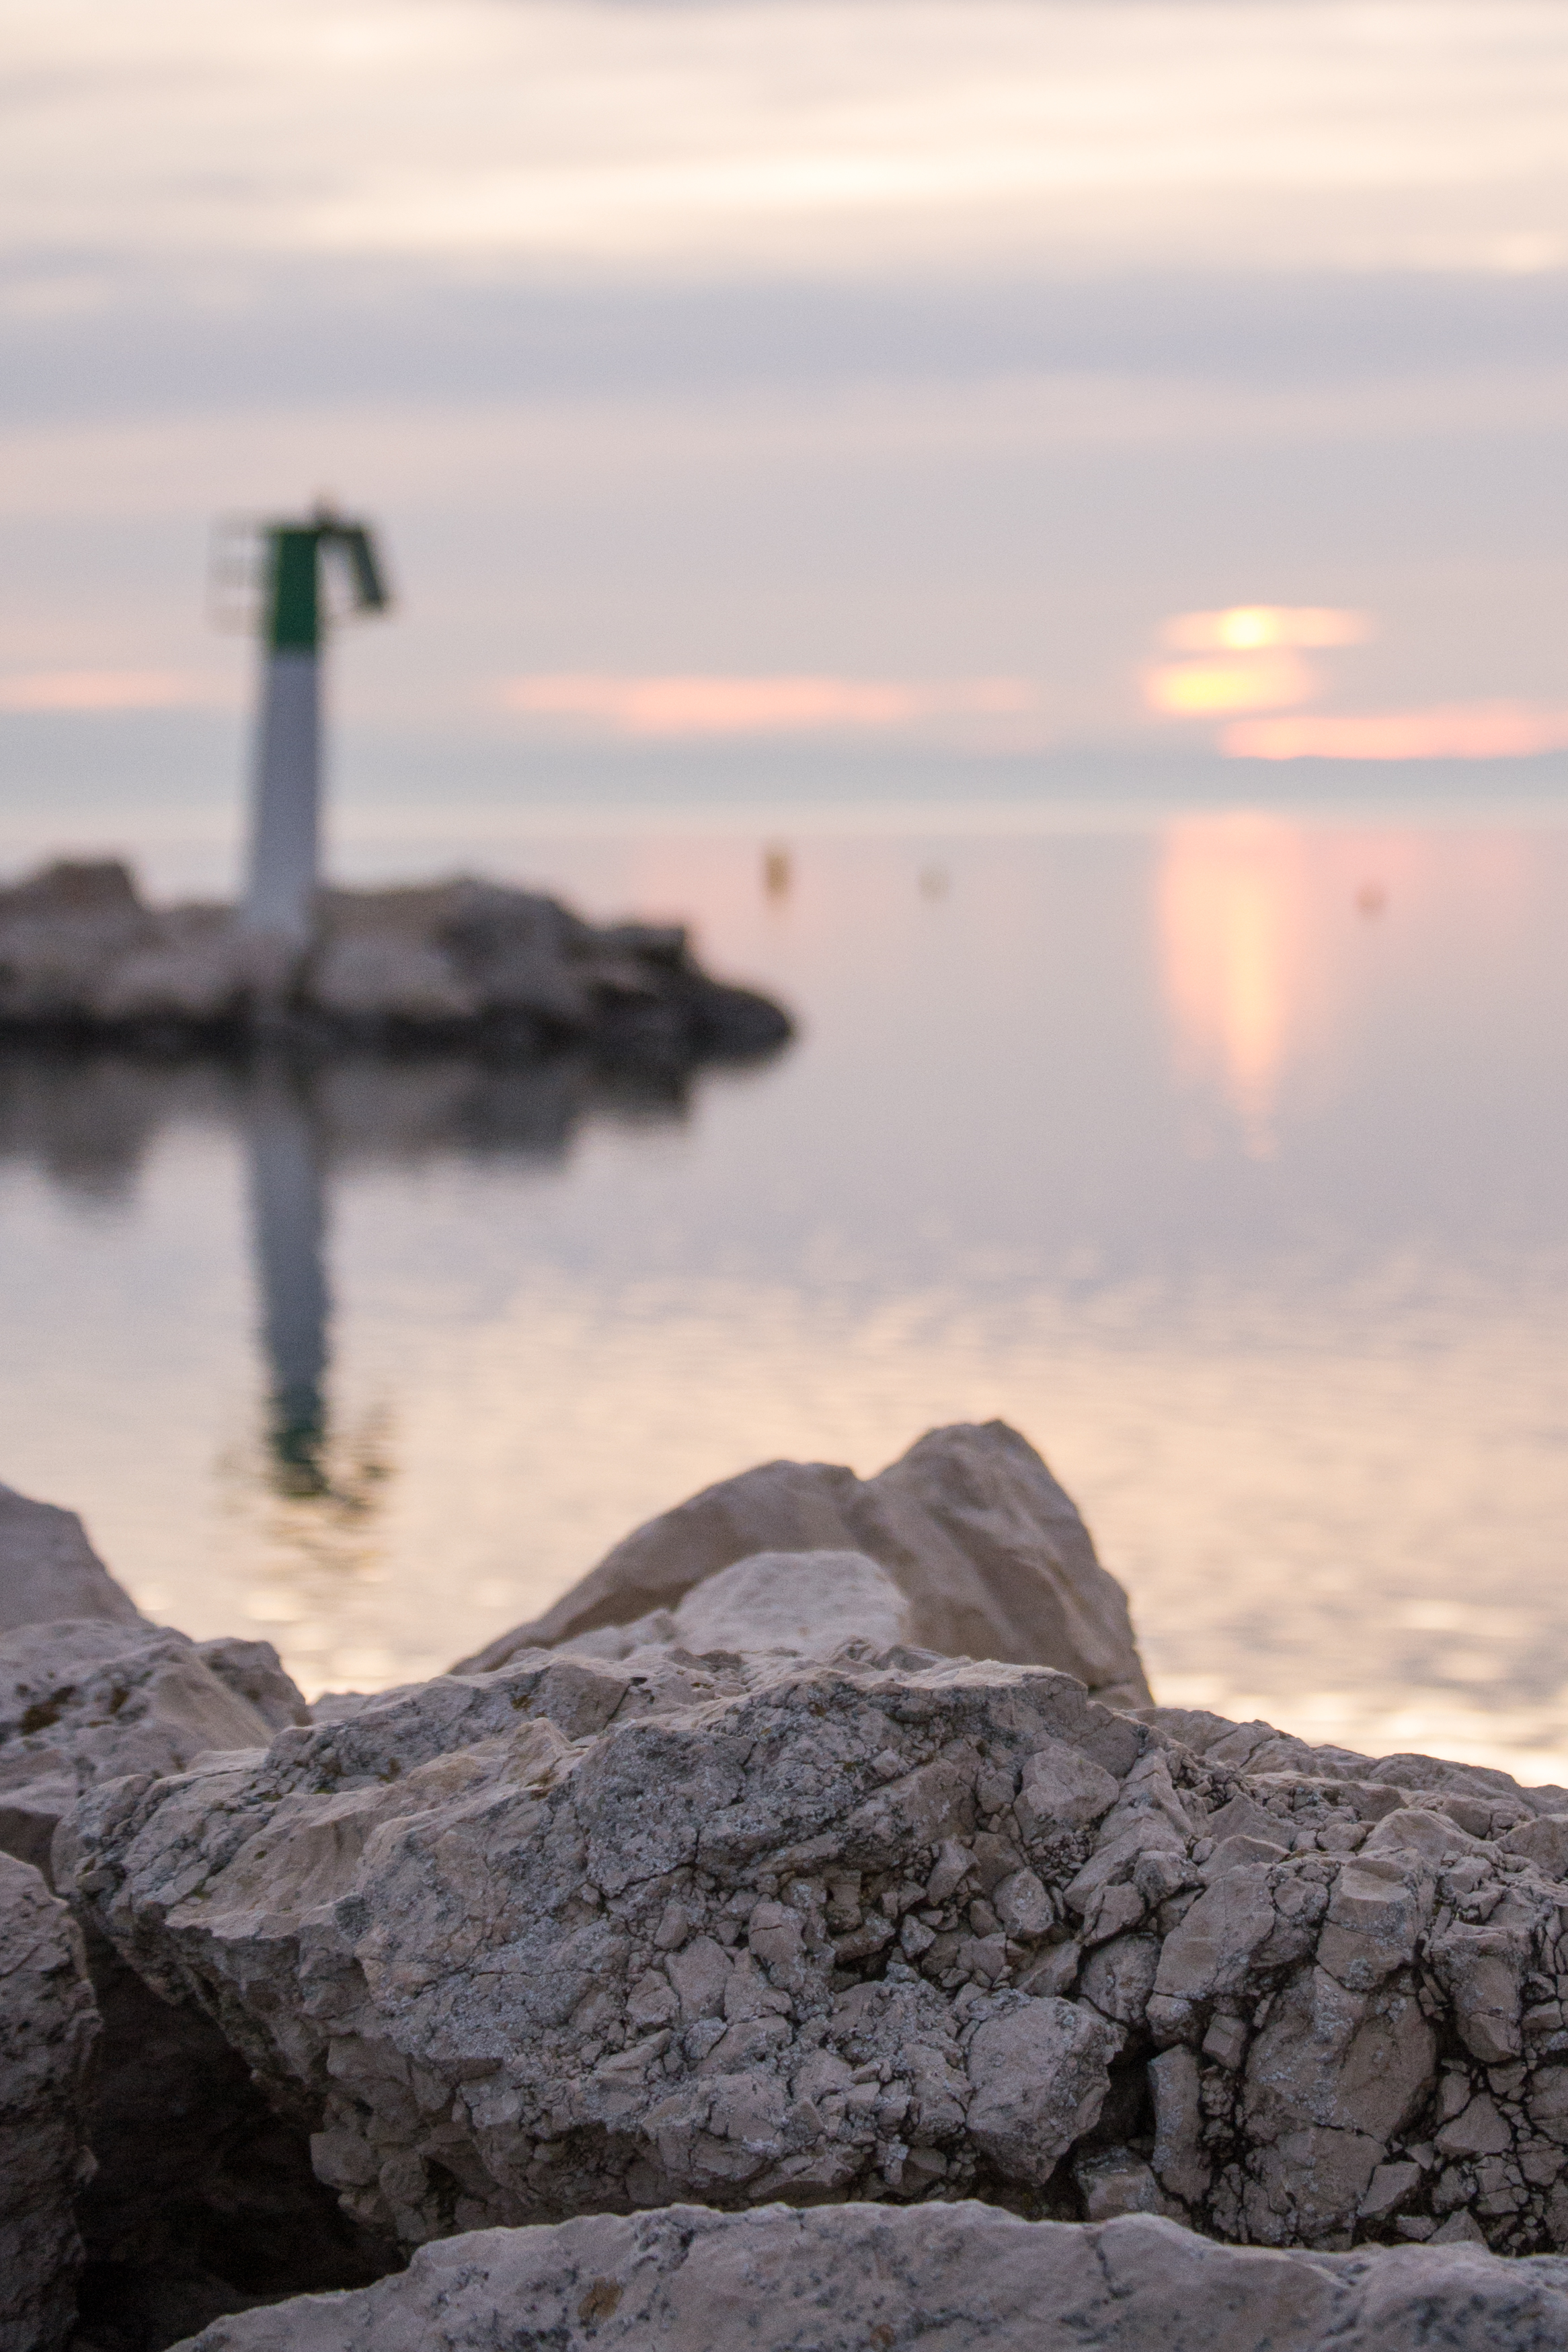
[457,1421,1152,1709]
[670,1550,912,1656]
[192,1639,313,1734]
[0,1850,98,2352]
[0,862,791,1069]
[0,1481,145,1637]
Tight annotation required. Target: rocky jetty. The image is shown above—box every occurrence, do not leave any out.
[0,861,792,1066]
[6,1427,1568,2349]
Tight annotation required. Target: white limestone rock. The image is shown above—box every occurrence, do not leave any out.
[457,1420,1152,1709]
[0,1850,99,2352]
[671,1551,912,1657]
[165,2203,1568,2352]
[193,1637,316,1735]
[63,1638,1568,2264]
[60,1649,1157,2250]
[964,1996,1117,2180]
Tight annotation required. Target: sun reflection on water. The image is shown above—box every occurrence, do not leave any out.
[1158,814,1319,1154]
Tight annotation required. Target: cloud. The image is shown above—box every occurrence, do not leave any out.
[1160,606,1371,653]
[7,1,1568,282]
[1222,704,1568,760]
[499,674,1040,737]
[1146,605,1370,722]
[1144,652,1318,717]
[0,669,224,713]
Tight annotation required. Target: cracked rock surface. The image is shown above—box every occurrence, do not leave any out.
[167,2203,1568,2352]
[456,1420,1152,1709]
[0,1850,98,2352]
[58,1645,1161,2246]
[61,1619,1568,2262]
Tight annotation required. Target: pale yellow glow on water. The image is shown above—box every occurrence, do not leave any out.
[1159,816,1308,1149]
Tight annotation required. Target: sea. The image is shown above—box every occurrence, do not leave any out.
[3,760,1566,1782]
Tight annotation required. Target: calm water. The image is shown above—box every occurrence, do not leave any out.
[3,807,1567,1780]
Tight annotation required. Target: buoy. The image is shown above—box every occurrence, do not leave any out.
[234,502,391,949]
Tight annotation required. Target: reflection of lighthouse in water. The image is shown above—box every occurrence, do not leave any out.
[245,1071,331,1495]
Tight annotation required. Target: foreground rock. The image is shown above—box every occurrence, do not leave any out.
[0,1616,306,1875]
[0,1852,98,2352]
[457,1421,1152,1709]
[169,2204,1568,2352]
[59,1610,1568,2261]
[0,1481,145,1636]
[0,1617,386,2343]
[0,861,791,1066]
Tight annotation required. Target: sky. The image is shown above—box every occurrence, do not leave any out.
[4,0,1568,847]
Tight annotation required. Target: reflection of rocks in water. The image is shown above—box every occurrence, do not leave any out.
[306,1046,694,1168]
[0,1037,742,1658]
[0,1038,701,1202]
[234,1054,695,1506]
[0,1048,233,1204]
[0,1042,715,1616]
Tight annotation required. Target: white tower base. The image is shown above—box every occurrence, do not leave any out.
[244,648,321,949]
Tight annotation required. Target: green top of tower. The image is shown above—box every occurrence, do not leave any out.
[266,506,391,652]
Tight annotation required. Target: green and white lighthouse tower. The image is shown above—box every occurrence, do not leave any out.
[243,505,391,947]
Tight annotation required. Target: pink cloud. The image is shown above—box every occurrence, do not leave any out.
[499,674,1039,738]
[1223,703,1568,760]
[0,669,215,714]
